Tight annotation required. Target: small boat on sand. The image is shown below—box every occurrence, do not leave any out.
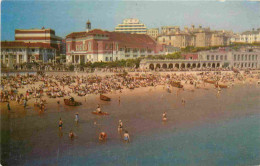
[100,94,111,101]
[170,81,183,88]
[203,80,216,84]
[92,111,109,115]
[64,99,82,106]
[215,84,228,88]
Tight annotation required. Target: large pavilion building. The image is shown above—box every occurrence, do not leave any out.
[65,21,165,64]
[140,49,260,70]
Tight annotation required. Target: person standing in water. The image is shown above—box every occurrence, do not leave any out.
[118,120,123,132]
[162,112,167,121]
[123,131,130,143]
[59,118,63,130]
[75,113,79,124]
[96,104,101,113]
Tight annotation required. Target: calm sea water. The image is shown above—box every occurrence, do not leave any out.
[1,84,260,166]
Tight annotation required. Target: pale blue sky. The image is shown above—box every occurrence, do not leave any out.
[1,0,260,40]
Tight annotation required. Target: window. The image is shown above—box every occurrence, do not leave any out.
[245,55,247,61]
[211,55,214,60]
[238,55,240,61]
[105,57,108,61]
[241,55,244,61]
[133,55,138,57]
[220,55,223,60]
[88,42,92,51]
[125,54,130,57]
[216,55,219,60]
[207,55,209,60]
[225,55,227,60]
[234,55,236,61]
[68,44,70,52]
[249,55,251,61]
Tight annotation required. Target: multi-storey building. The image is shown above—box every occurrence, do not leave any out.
[199,50,260,69]
[1,41,57,68]
[140,49,259,70]
[15,28,62,52]
[161,26,180,35]
[66,21,166,64]
[157,25,231,48]
[239,28,260,44]
[114,18,147,34]
[147,28,159,39]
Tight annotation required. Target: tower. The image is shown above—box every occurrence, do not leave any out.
[86,20,91,32]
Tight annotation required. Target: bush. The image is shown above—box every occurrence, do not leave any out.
[69,65,74,71]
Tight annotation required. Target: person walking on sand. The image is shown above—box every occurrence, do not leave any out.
[59,118,63,130]
[23,99,27,109]
[7,101,11,111]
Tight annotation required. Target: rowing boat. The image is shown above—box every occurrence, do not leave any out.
[100,94,111,101]
[92,111,109,115]
[64,99,82,106]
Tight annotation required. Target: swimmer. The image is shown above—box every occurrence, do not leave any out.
[99,132,107,141]
[59,118,63,130]
[123,131,130,143]
[69,130,75,139]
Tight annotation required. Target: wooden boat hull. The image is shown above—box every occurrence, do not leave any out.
[92,111,109,115]
[204,80,216,84]
[215,84,227,88]
[64,99,82,106]
[100,94,111,101]
[171,82,183,88]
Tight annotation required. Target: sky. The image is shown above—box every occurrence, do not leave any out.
[1,0,260,40]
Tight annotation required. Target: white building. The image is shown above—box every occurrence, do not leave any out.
[1,41,57,68]
[115,18,147,34]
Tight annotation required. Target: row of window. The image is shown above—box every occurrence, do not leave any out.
[233,62,257,68]
[1,48,53,53]
[207,55,227,61]
[117,25,145,27]
[233,54,258,61]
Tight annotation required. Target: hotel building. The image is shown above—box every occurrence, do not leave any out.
[114,18,147,34]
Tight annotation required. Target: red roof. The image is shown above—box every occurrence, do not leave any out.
[1,41,55,49]
[66,29,156,49]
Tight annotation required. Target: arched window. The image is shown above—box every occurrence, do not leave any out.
[207,55,210,60]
